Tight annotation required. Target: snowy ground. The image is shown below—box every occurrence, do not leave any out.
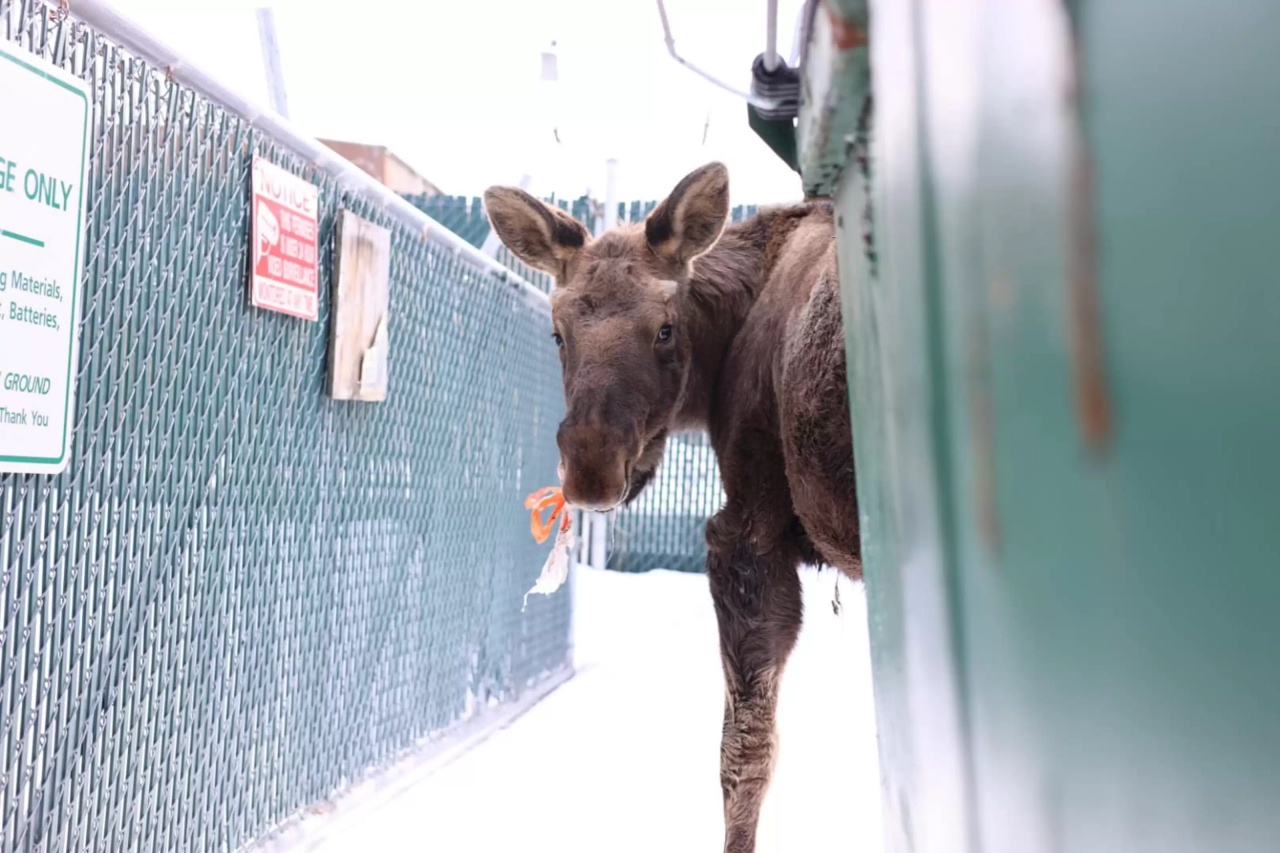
[303,565,884,852]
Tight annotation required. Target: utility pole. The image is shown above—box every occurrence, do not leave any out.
[602,158,619,232]
[256,6,290,118]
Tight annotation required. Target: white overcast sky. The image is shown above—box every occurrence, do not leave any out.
[108,0,808,206]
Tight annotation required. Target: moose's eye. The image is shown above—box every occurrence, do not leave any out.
[657,324,674,343]
[552,332,564,349]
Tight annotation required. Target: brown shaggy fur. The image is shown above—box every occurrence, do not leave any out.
[484,163,859,853]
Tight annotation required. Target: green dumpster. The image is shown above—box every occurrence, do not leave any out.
[797,1,1280,851]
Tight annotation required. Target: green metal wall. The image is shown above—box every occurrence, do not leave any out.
[0,3,569,851]
[811,0,1280,851]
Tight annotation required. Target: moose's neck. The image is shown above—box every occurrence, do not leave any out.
[673,217,771,430]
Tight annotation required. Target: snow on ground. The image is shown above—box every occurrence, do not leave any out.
[309,565,884,852]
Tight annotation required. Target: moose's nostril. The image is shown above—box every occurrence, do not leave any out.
[560,451,631,511]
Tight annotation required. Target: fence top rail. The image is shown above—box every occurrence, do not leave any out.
[45,0,549,312]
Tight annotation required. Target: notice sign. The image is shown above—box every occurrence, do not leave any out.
[0,43,90,475]
[250,156,319,321]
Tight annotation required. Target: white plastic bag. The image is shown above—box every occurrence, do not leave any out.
[523,512,574,611]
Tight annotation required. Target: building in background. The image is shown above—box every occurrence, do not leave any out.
[319,138,443,197]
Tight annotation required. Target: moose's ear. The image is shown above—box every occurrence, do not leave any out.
[644,162,730,271]
[482,187,590,278]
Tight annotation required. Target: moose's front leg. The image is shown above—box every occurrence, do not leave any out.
[706,515,803,853]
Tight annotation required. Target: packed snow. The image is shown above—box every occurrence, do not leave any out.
[304,565,884,852]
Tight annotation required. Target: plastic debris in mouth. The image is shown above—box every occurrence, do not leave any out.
[522,486,574,611]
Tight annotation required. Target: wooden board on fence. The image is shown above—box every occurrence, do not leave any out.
[328,210,391,401]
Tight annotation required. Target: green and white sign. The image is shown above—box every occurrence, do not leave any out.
[0,42,90,475]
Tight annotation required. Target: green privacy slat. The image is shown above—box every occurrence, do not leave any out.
[404,193,758,313]
[0,3,571,851]
[605,433,725,574]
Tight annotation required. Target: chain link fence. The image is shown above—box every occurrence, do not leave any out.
[406,193,759,309]
[0,2,571,851]
[603,433,724,573]
[407,192,759,254]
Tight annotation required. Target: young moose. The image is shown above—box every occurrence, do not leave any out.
[484,163,859,853]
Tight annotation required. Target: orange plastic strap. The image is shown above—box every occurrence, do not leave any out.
[525,486,568,544]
